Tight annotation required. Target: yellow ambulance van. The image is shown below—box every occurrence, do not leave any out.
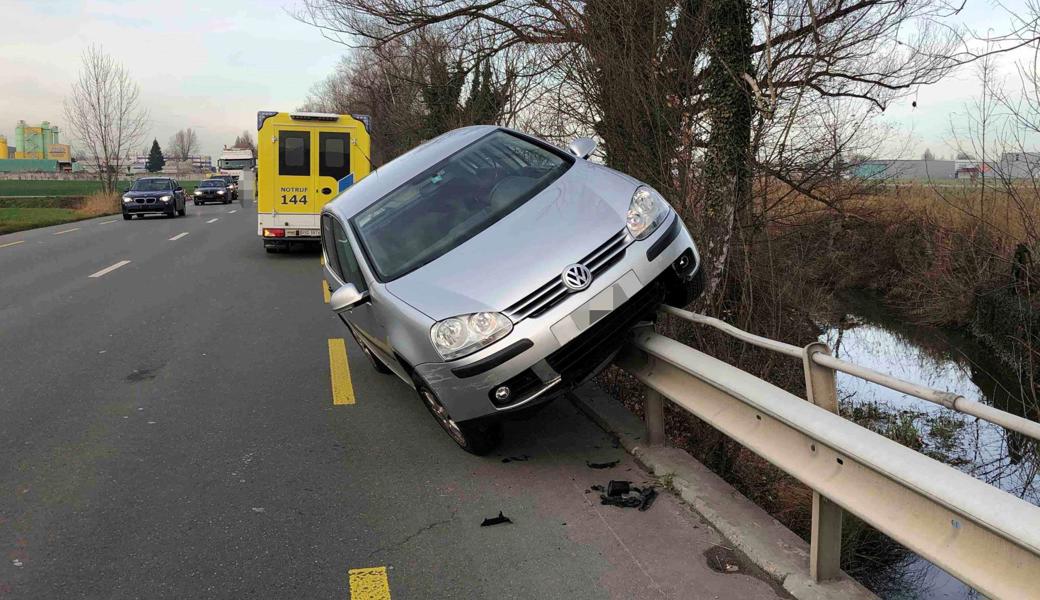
[256,111,371,252]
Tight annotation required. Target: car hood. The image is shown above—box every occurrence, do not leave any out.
[385,161,640,321]
[125,189,172,196]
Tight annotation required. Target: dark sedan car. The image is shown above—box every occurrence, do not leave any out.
[193,179,232,205]
[212,175,238,199]
[122,178,187,219]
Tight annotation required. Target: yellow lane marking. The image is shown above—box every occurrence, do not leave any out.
[0,240,25,249]
[53,227,80,235]
[320,254,325,266]
[348,566,391,600]
[328,338,355,405]
[323,280,331,304]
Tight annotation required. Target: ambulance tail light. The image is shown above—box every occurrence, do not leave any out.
[263,228,285,238]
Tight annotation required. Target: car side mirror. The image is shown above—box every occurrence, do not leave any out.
[330,283,368,312]
[175,186,183,191]
[567,137,598,159]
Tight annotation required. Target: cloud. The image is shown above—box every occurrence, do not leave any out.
[0,0,345,158]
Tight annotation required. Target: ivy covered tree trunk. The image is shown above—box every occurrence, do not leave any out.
[584,0,675,192]
[699,0,753,303]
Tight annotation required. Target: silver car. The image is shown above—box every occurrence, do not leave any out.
[321,126,702,454]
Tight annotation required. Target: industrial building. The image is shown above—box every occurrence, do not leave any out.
[0,120,76,172]
[129,154,213,174]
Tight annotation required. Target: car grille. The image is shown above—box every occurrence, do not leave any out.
[504,229,630,321]
[135,197,157,204]
[545,272,665,385]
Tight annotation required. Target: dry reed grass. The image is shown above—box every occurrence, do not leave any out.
[76,192,121,218]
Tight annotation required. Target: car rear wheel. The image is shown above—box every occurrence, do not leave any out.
[416,382,502,455]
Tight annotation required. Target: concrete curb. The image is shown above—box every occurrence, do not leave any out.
[569,384,878,600]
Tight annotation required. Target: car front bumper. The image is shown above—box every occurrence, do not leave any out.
[414,216,699,423]
[124,201,174,213]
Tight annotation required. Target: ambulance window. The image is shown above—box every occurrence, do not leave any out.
[332,219,368,292]
[279,131,310,176]
[319,132,351,181]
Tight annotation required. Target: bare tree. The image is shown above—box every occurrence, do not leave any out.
[63,44,148,193]
[233,130,256,154]
[169,128,199,160]
[298,0,1024,304]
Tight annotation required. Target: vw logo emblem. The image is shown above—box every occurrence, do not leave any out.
[561,263,592,292]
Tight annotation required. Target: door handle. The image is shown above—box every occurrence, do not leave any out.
[321,187,333,195]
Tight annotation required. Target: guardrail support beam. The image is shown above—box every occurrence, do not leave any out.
[804,342,843,582]
[645,388,666,446]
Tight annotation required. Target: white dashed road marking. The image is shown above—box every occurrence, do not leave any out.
[89,260,131,278]
[206,218,219,224]
[98,220,118,225]
[169,232,189,241]
[53,228,79,235]
[228,210,237,214]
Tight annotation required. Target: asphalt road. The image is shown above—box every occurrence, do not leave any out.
[0,182,784,599]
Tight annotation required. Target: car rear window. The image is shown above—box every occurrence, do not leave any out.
[352,130,572,281]
[132,179,173,191]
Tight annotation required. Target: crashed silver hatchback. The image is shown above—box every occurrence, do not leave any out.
[322,126,702,454]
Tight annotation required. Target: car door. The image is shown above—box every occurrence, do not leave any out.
[273,127,314,215]
[316,128,354,209]
[322,214,404,377]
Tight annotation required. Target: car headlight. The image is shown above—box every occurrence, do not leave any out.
[626,186,670,240]
[430,312,512,360]
[194,190,202,195]
[159,195,172,202]
[122,196,132,203]
[217,190,225,195]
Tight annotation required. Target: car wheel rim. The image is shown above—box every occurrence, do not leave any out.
[420,389,466,446]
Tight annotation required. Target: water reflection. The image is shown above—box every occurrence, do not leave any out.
[819,293,1039,599]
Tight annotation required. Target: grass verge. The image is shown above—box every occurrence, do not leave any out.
[0,180,203,197]
[0,193,121,235]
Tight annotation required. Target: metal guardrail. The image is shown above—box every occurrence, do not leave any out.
[615,306,1040,598]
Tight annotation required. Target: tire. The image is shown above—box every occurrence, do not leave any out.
[347,324,391,374]
[177,206,186,216]
[194,200,200,206]
[416,381,502,455]
[122,213,132,220]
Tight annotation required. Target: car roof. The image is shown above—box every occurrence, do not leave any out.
[324,125,500,221]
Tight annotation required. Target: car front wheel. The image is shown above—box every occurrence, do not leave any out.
[416,382,502,455]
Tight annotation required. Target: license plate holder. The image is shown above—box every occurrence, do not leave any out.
[550,271,642,345]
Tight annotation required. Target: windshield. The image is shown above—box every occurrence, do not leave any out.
[132,179,173,192]
[219,159,254,169]
[200,180,224,188]
[352,130,572,281]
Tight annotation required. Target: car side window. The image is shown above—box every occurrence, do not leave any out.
[321,214,342,277]
[330,218,368,292]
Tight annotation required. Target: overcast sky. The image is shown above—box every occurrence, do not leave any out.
[0,0,344,159]
[0,0,1033,161]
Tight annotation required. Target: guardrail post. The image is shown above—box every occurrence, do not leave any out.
[803,341,843,582]
[645,388,666,446]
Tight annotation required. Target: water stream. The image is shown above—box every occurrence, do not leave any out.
[819,292,1039,599]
